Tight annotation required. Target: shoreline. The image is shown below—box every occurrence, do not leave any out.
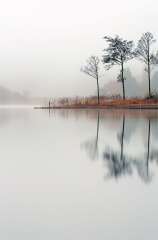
[34,104,158,110]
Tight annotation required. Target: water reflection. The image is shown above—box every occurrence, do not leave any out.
[102,117,153,182]
[1,108,158,240]
[103,115,130,180]
[81,111,100,160]
[80,110,158,183]
[55,109,158,183]
[48,110,158,183]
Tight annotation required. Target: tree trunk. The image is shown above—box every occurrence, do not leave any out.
[121,61,125,100]
[147,41,151,98]
[148,61,151,98]
[96,76,100,105]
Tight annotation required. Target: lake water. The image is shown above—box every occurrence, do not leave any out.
[1,107,158,240]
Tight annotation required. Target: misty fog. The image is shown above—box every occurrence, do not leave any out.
[0,0,158,100]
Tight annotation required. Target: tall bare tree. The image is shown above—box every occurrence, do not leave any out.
[136,32,158,98]
[102,35,134,100]
[81,56,100,104]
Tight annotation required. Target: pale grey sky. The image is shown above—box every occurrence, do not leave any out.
[0,0,157,97]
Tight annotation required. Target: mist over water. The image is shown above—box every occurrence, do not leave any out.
[1,0,158,239]
[1,108,158,239]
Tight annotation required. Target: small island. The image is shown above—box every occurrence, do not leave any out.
[36,32,158,110]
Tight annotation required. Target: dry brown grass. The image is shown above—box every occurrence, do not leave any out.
[54,97,158,108]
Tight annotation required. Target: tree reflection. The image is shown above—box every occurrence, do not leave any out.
[81,111,100,160]
[81,111,158,183]
[146,119,150,178]
[103,115,132,179]
[103,117,154,183]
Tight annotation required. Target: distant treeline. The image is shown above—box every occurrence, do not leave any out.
[81,32,158,103]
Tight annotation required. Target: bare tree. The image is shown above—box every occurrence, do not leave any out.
[136,32,158,98]
[102,35,134,100]
[81,56,100,104]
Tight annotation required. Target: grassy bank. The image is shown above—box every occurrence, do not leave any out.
[35,98,158,110]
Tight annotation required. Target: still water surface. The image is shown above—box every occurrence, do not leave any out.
[1,108,158,239]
